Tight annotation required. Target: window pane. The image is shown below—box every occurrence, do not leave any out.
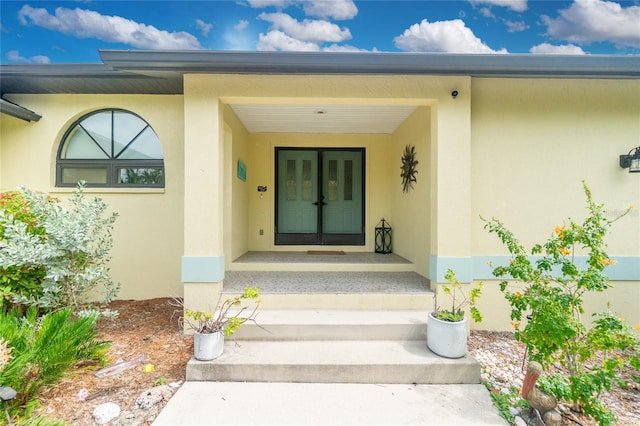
[302,159,312,201]
[118,127,164,159]
[114,111,146,148]
[80,112,113,156]
[328,159,338,201]
[118,168,164,185]
[344,160,353,201]
[61,167,108,184]
[62,127,109,159]
[286,159,296,201]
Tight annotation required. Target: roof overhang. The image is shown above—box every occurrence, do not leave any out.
[98,50,640,79]
[2,51,639,98]
[0,98,41,122]
[2,50,638,127]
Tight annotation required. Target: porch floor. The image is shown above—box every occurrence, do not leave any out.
[225,251,430,294]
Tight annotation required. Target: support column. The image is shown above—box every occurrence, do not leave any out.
[182,75,225,312]
[429,79,473,283]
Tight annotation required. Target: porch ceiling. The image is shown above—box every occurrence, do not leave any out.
[229,103,418,134]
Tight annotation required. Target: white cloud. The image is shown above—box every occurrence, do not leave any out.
[258,12,351,43]
[196,19,213,37]
[302,0,358,20]
[6,49,50,63]
[542,0,640,49]
[322,43,371,52]
[504,19,528,33]
[394,19,507,53]
[469,0,527,12]
[247,0,358,20]
[256,29,320,51]
[234,20,249,31]
[18,5,201,50]
[246,0,292,8]
[478,7,495,18]
[529,43,587,55]
[256,30,370,52]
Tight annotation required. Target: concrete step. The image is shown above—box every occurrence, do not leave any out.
[244,292,434,310]
[186,340,481,384]
[223,270,433,310]
[234,309,428,341]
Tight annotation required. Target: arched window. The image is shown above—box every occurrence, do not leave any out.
[56,109,164,188]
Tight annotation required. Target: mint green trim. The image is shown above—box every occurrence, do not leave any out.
[429,255,640,282]
[181,256,225,283]
[429,256,473,283]
[474,255,640,281]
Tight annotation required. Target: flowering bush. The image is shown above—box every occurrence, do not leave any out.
[483,181,639,426]
[0,183,119,315]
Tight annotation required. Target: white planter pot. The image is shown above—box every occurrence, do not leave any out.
[193,331,224,361]
[426,312,467,358]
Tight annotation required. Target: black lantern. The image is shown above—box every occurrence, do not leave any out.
[375,218,392,254]
[620,146,640,173]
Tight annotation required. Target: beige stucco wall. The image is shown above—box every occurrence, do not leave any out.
[470,77,640,331]
[390,107,431,277]
[223,105,251,264]
[471,78,639,253]
[1,94,185,300]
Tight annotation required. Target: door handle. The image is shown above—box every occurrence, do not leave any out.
[313,196,327,206]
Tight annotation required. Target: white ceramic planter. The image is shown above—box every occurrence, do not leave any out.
[426,311,467,358]
[193,331,224,360]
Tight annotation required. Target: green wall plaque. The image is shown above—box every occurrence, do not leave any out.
[237,160,247,181]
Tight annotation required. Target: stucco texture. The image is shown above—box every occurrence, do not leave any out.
[1,94,185,300]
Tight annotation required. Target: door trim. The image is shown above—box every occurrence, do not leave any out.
[274,147,365,246]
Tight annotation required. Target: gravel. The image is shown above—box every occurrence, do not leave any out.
[468,330,640,426]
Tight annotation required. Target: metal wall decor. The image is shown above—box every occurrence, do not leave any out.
[400,144,418,193]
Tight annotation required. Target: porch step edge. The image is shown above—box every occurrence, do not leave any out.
[225,293,434,310]
[234,309,428,341]
[186,340,480,384]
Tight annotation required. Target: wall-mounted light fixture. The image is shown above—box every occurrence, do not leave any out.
[619,147,640,173]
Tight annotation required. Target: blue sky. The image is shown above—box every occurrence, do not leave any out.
[1,0,639,64]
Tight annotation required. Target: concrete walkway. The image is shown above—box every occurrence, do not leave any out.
[152,382,508,425]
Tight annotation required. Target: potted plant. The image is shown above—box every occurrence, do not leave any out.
[427,269,483,358]
[183,287,261,361]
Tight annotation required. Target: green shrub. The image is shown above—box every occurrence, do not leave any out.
[0,307,109,417]
[0,192,48,313]
[0,183,119,314]
[483,181,640,425]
